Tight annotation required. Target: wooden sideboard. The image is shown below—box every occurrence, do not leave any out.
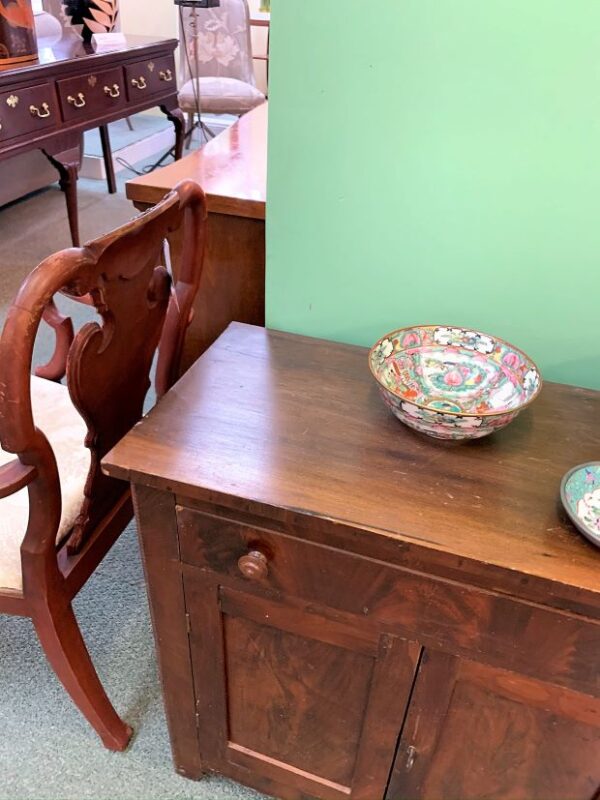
[103,324,600,800]
[126,102,267,372]
[0,34,184,245]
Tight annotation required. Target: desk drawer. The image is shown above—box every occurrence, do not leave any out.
[0,84,57,140]
[57,67,127,122]
[176,505,600,697]
[125,55,176,100]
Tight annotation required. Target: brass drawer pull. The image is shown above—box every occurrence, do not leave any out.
[159,68,173,82]
[29,102,51,119]
[131,76,147,90]
[67,92,86,109]
[237,550,268,581]
[104,84,121,99]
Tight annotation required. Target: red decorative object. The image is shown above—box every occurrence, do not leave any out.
[0,0,38,66]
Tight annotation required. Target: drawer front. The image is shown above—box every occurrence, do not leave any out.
[0,84,57,140]
[125,55,176,101]
[57,67,127,122]
[176,505,600,696]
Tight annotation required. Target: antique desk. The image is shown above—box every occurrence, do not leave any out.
[126,102,267,372]
[103,324,600,800]
[0,34,183,245]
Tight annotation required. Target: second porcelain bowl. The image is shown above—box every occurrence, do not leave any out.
[369,325,541,440]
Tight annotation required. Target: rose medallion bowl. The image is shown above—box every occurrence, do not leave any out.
[369,325,542,441]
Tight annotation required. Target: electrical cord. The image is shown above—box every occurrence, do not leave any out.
[116,4,215,177]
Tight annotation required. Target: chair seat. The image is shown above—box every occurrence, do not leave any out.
[178,76,265,115]
[0,376,90,592]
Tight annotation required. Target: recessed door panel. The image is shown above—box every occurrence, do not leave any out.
[184,572,421,800]
[388,650,600,800]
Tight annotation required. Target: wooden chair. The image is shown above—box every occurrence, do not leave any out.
[0,180,208,751]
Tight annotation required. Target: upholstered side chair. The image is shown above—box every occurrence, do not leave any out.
[178,0,265,133]
[0,180,207,750]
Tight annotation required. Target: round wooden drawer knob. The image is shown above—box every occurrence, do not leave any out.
[238,550,268,581]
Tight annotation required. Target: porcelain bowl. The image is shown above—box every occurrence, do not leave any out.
[369,325,541,441]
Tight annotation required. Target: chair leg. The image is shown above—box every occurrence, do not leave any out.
[32,601,132,751]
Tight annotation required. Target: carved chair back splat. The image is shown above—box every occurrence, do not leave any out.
[0,179,208,750]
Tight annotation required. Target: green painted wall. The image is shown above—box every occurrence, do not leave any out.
[266,1,600,388]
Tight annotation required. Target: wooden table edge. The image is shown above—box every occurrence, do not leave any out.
[126,183,266,220]
[100,458,600,618]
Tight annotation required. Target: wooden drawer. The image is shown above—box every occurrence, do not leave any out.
[57,67,127,122]
[125,54,176,101]
[0,83,57,140]
[176,505,600,697]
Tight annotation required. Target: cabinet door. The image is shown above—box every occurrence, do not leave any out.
[388,650,600,800]
[184,574,421,800]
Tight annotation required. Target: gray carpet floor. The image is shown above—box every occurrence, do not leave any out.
[0,170,264,799]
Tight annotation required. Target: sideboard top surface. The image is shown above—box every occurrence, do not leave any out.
[0,34,176,81]
[103,323,600,607]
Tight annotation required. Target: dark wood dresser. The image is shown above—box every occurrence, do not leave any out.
[103,323,600,800]
[0,34,183,245]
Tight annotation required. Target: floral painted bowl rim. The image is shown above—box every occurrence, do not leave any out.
[559,461,600,549]
[368,323,543,418]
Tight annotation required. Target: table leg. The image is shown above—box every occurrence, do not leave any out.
[160,102,185,161]
[43,135,83,247]
[99,124,117,195]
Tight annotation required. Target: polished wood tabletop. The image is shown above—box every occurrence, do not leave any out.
[0,33,170,76]
[104,323,600,614]
[126,102,268,219]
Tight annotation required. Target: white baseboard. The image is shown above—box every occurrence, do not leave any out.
[80,114,234,181]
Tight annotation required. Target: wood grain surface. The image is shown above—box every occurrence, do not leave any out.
[105,324,600,800]
[103,323,600,611]
[126,102,267,218]
[387,651,600,800]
